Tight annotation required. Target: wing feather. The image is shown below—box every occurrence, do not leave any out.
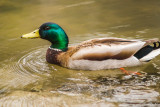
[71,38,146,61]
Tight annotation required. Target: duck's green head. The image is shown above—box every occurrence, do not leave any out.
[21,22,69,51]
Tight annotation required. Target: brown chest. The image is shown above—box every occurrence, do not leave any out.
[46,48,62,64]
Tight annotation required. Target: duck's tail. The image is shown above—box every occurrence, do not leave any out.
[134,38,160,62]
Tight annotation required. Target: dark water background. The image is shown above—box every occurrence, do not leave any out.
[0,0,160,106]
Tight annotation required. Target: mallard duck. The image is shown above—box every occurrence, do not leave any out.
[21,22,160,70]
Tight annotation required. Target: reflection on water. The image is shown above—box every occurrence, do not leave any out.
[1,0,160,106]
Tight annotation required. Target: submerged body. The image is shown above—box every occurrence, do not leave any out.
[21,22,160,70]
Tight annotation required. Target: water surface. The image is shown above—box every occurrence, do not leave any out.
[0,0,160,106]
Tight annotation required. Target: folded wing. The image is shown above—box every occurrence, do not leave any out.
[71,38,146,61]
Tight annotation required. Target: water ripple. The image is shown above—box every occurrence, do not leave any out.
[17,47,55,76]
[0,47,54,93]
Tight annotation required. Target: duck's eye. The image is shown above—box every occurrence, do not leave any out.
[44,26,51,30]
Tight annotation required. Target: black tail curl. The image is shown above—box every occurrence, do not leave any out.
[153,41,160,49]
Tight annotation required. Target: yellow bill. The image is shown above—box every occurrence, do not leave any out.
[21,29,40,39]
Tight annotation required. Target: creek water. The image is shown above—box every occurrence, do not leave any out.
[0,0,160,106]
